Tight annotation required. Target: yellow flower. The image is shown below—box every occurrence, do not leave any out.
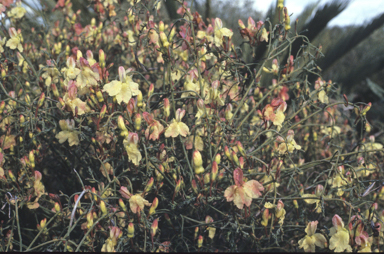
[123,133,141,166]
[302,185,332,213]
[213,18,233,47]
[224,168,264,209]
[143,112,164,141]
[298,221,327,252]
[276,130,301,154]
[40,60,60,87]
[273,110,285,130]
[327,166,350,196]
[318,90,328,103]
[329,214,352,252]
[264,200,286,225]
[102,66,139,104]
[128,194,151,214]
[74,53,99,92]
[61,57,81,80]
[6,27,23,52]
[320,126,341,137]
[7,4,26,19]
[164,108,190,138]
[55,119,80,146]
[181,76,199,98]
[62,81,87,115]
[103,0,118,7]
[0,37,6,53]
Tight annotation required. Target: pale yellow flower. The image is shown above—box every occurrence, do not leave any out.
[55,119,80,146]
[6,27,23,52]
[128,194,150,214]
[102,66,139,104]
[123,133,142,166]
[164,108,190,138]
[298,221,327,252]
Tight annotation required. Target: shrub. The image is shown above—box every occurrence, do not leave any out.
[0,0,383,252]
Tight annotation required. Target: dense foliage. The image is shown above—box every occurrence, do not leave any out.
[0,0,383,252]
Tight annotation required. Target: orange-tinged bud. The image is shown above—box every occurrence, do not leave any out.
[91,187,98,201]
[151,218,158,237]
[37,93,45,107]
[197,235,203,248]
[144,177,154,193]
[134,113,141,131]
[58,97,65,107]
[149,197,159,216]
[99,104,107,119]
[137,91,143,108]
[236,141,246,157]
[193,150,204,174]
[40,218,47,229]
[163,98,170,117]
[293,200,298,209]
[100,200,107,216]
[96,91,104,103]
[194,227,199,240]
[29,150,35,168]
[99,49,105,68]
[1,69,6,78]
[8,170,16,182]
[231,151,239,166]
[215,153,221,164]
[192,179,198,194]
[159,21,165,32]
[86,212,93,229]
[148,84,154,100]
[0,101,5,114]
[239,157,244,169]
[54,202,61,213]
[51,83,59,98]
[211,161,218,183]
[203,173,210,185]
[118,198,127,211]
[224,146,231,161]
[160,32,169,48]
[20,114,25,124]
[128,222,134,238]
[238,19,245,29]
